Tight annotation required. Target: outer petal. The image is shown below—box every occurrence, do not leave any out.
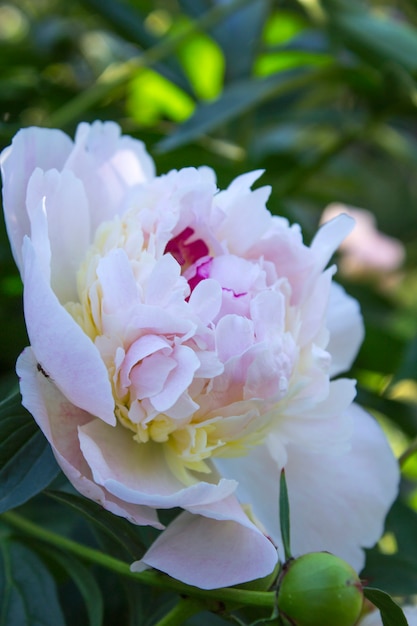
[78,417,237,508]
[0,127,73,271]
[22,237,116,424]
[326,282,364,377]
[26,168,91,303]
[134,495,278,589]
[283,404,399,571]
[17,347,160,527]
[215,404,399,571]
[311,213,355,272]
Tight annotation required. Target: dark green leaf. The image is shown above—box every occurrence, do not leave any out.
[156,68,320,152]
[323,0,417,75]
[0,390,59,514]
[210,0,270,82]
[0,539,65,626]
[363,587,408,626]
[79,0,191,92]
[46,490,148,560]
[279,469,291,561]
[35,546,103,626]
[362,550,417,596]
[391,334,417,385]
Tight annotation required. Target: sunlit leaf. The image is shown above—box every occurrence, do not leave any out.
[176,27,224,99]
[127,69,195,126]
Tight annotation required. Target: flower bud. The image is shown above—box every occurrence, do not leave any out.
[277,552,363,626]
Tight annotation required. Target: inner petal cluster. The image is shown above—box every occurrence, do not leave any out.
[65,169,331,485]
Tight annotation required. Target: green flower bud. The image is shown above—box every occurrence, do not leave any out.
[277,552,363,626]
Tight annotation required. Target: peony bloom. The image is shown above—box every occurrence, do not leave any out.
[1,121,399,589]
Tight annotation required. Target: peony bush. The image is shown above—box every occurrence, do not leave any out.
[1,121,399,590]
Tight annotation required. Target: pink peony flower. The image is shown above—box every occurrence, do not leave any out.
[1,121,399,589]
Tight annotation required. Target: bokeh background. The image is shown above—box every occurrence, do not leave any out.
[1,0,417,623]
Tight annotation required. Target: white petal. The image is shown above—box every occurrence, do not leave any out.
[0,127,73,272]
[311,213,355,272]
[215,404,399,571]
[26,168,90,303]
[21,238,116,424]
[65,121,155,227]
[327,282,364,376]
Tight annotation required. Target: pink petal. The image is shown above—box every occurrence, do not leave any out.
[135,495,278,589]
[215,315,254,362]
[17,347,160,527]
[21,238,116,425]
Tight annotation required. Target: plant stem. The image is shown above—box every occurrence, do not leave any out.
[47,0,254,128]
[154,597,207,626]
[1,510,275,609]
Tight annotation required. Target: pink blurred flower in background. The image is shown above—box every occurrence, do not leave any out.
[1,122,399,589]
[321,203,405,278]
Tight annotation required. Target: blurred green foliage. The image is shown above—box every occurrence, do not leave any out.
[1,0,417,624]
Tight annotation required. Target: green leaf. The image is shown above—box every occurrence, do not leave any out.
[209,0,270,82]
[0,538,65,626]
[356,387,417,438]
[156,68,321,152]
[279,469,291,561]
[0,390,59,514]
[391,333,417,385]
[323,0,417,75]
[35,545,103,626]
[362,551,417,597]
[363,587,408,626]
[180,0,269,82]
[127,69,195,126]
[46,490,148,560]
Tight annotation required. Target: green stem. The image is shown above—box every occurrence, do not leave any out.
[155,597,207,626]
[1,510,275,609]
[47,0,254,128]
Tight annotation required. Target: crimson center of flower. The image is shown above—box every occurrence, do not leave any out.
[164,227,212,294]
